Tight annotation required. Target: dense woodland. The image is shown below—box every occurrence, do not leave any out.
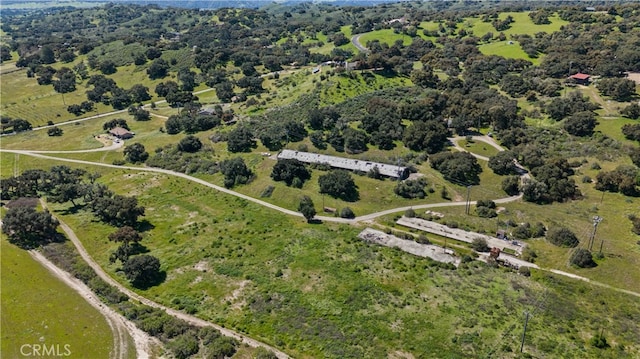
[2,1,640,358]
[2,3,640,203]
[2,0,639,240]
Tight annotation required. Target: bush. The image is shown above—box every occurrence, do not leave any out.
[405,208,416,218]
[570,248,596,268]
[518,266,531,277]
[589,332,609,349]
[123,255,162,288]
[476,206,497,218]
[416,234,430,244]
[546,227,579,247]
[394,177,428,199]
[47,126,63,136]
[340,207,355,219]
[167,333,199,359]
[501,175,520,195]
[177,135,203,153]
[521,247,538,263]
[471,237,490,252]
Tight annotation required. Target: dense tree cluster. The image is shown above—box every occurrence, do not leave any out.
[1,206,60,248]
[318,170,358,201]
[595,165,639,196]
[67,101,95,116]
[146,144,219,175]
[1,116,32,133]
[430,151,482,185]
[124,143,149,163]
[271,159,311,188]
[227,126,256,153]
[219,157,253,188]
[394,177,429,199]
[475,199,497,218]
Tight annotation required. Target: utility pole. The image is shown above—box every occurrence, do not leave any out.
[520,311,531,353]
[588,216,603,251]
[465,185,472,215]
[565,61,573,97]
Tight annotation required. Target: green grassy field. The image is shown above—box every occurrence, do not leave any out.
[0,239,116,359]
[358,29,412,47]
[458,139,500,158]
[467,12,569,38]
[478,41,541,65]
[2,155,636,358]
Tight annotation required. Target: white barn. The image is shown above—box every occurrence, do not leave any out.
[277,149,409,179]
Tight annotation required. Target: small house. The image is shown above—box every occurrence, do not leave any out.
[109,127,134,139]
[569,73,591,85]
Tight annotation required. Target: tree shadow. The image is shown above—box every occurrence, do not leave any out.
[133,270,166,290]
[135,220,155,233]
[129,242,149,256]
[308,218,323,225]
[10,232,66,250]
[57,204,86,215]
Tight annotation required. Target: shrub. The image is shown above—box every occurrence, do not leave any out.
[570,248,596,268]
[416,234,430,244]
[472,237,490,252]
[394,177,428,199]
[501,175,520,195]
[405,208,416,218]
[340,207,355,219]
[589,332,609,349]
[518,266,531,277]
[476,206,497,218]
[167,333,199,359]
[546,227,579,247]
[47,126,63,136]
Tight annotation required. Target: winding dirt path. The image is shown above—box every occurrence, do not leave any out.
[51,214,292,359]
[28,250,159,359]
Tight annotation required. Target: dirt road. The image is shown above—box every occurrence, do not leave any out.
[29,250,159,359]
[51,214,291,359]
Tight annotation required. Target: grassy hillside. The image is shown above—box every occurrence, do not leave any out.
[0,239,117,358]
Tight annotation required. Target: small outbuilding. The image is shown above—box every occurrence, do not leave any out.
[569,73,591,85]
[109,127,134,139]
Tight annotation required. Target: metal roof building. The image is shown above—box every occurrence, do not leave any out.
[277,149,409,179]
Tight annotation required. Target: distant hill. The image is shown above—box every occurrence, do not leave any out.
[0,0,405,11]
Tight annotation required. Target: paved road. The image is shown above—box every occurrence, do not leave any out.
[351,34,369,53]
[50,209,292,359]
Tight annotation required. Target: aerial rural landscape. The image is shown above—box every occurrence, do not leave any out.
[1,0,639,358]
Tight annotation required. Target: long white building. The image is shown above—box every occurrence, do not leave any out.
[277,149,409,179]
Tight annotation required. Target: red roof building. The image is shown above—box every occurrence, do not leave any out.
[569,73,590,85]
